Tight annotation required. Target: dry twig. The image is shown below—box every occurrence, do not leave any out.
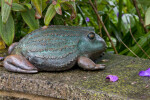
[118,38,139,58]
[129,25,150,58]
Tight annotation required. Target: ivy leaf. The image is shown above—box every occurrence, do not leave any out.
[44,4,56,26]
[0,14,15,46]
[21,8,39,30]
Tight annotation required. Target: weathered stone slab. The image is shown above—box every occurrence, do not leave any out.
[0,54,150,99]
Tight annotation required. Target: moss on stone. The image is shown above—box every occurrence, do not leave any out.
[73,54,150,99]
[0,54,150,99]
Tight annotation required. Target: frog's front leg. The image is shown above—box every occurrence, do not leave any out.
[77,56,105,70]
[3,55,38,73]
[8,42,18,54]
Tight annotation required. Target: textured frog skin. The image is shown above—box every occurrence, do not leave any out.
[11,25,106,71]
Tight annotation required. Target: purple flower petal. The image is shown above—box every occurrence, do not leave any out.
[117,12,124,18]
[117,12,119,17]
[106,75,118,82]
[139,68,150,77]
[86,17,90,22]
[0,57,4,60]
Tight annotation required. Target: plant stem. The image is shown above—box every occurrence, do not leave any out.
[89,0,118,54]
[76,4,88,26]
[94,0,102,37]
[132,0,148,33]
[118,0,123,34]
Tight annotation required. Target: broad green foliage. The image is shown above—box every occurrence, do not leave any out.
[44,4,56,26]
[12,3,26,11]
[21,8,39,30]
[1,0,12,24]
[74,0,150,59]
[0,15,14,46]
[0,0,76,46]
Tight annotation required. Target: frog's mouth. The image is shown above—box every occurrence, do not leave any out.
[87,47,107,60]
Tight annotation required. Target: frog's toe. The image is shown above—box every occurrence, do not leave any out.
[78,56,106,70]
[95,64,106,70]
[5,65,38,73]
[3,55,38,73]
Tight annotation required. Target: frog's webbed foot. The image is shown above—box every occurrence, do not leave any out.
[8,42,18,54]
[78,56,105,70]
[42,26,48,29]
[3,55,38,73]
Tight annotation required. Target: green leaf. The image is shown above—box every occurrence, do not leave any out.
[0,14,15,46]
[12,3,26,11]
[44,4,56,26]
[145,7,150,26]
[24,3,32,9]
[21,8,39,30]
[13,0,19,3]
[137,0,150,6]
[42,0,48,11]
[69,1,76,19]
[1,0,13,24]
[52,14,64,25]
[24,0,30,3]
[70,1,76,12]
[62,1,76,19]
[31,0,42,18]
[54,3,62,15]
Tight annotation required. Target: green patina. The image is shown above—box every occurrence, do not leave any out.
[4,25,106,72]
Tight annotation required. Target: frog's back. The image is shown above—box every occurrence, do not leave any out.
[13,26,93,71]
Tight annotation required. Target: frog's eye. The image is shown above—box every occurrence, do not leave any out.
[87,32,95,40]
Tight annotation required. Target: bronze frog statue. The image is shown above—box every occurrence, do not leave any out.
[3,25,107,73]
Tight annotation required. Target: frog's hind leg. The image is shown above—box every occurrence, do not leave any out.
[0,42,19,61]
[8,42,18,54]
[78,56,105,70]
[3,55,38,73]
